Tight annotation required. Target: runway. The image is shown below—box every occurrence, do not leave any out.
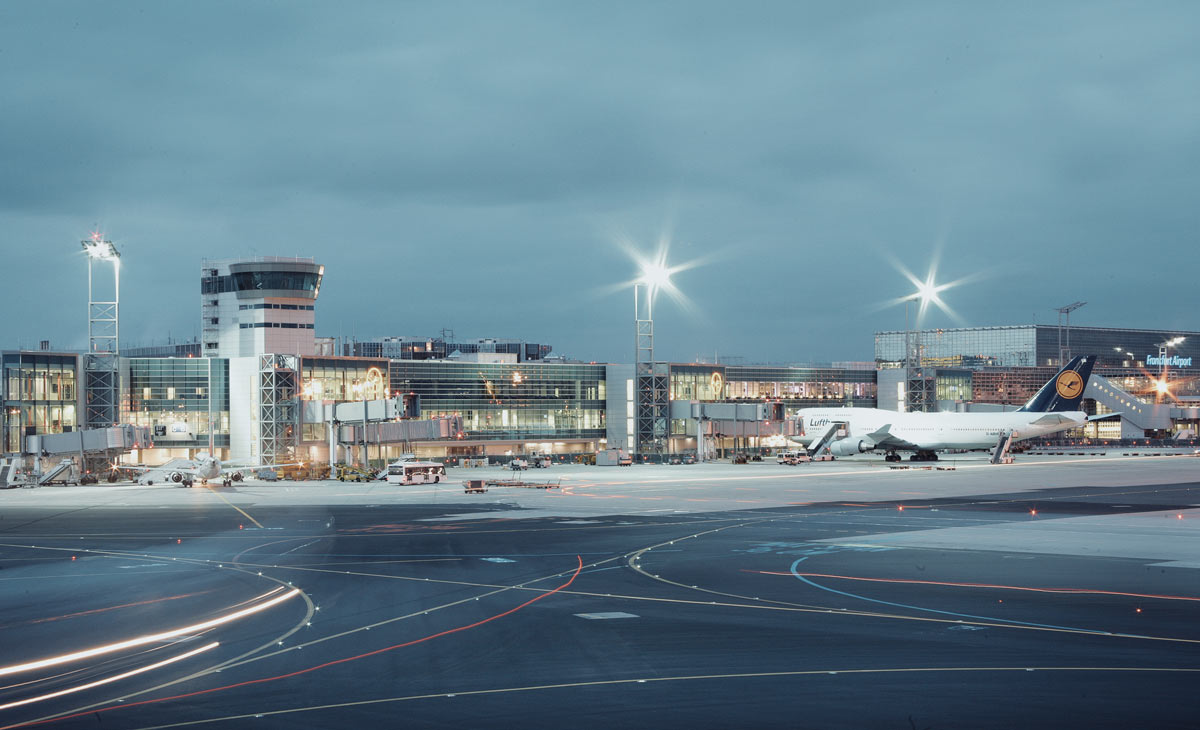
[1,455,1198,728]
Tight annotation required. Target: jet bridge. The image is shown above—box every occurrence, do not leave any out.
[306,396,463,470]
[7,426,153,486]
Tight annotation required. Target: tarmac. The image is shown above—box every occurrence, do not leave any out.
[0,453,1197,728]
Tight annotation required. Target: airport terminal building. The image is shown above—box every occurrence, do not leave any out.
[875,325,1200,439]
[4,257,1198,468]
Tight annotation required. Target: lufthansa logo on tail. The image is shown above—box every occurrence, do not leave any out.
[1056,370,1084,399]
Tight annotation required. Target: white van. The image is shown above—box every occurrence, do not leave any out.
[776,449,811,465]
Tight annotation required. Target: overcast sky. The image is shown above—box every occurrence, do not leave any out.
[3,2,1198,363]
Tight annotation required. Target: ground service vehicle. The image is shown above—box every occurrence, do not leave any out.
[386,460,447,485]
[776,449,810,465]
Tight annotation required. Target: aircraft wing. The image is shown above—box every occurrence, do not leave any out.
[119,459,200,483]
[1030,413,1078,426]
[863,424,920,451]
[220,461,305,476]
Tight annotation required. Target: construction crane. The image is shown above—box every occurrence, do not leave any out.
[1056,301,1086,366]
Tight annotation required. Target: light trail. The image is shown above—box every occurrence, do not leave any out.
[0,643,219,712]
[0,588,298,679]
[18,557,584,727]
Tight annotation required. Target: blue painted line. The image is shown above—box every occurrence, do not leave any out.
[789,557,1100,634]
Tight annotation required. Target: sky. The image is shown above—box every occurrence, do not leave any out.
[3,2,1199,363]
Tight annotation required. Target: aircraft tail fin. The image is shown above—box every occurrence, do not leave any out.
[1018,356,1095,413]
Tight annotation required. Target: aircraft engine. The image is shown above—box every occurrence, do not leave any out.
[169,472,184,483]
[829,439,871,457]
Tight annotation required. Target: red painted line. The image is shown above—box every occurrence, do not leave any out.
[17,556,584,728]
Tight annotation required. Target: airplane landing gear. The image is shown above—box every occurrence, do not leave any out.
[884,451,902,463]
[908,451,939,462]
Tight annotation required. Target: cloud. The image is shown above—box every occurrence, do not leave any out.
[3,2,1199,361]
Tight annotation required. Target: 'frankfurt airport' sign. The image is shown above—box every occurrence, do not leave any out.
[1146,354,1193,367]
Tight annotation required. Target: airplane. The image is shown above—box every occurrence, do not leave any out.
[118,453,303,487]
[790,355,1101,462]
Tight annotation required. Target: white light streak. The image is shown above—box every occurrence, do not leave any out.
[0,642,219,711]
[0,587,297,679]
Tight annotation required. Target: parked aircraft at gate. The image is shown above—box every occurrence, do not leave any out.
[791,356,1099,462]
[120,453,301,487]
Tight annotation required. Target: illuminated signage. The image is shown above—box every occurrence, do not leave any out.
[1146,354,1193,367]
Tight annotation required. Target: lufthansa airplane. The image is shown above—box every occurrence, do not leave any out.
[791,355,1098,462]
[121,453,302,487]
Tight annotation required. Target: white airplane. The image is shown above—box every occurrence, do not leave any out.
[120,453,302,487]
[791,356,1100,462]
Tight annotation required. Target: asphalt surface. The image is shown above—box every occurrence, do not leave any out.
[1,458,1198,729]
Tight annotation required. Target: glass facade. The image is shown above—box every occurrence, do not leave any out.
[1034,326,1200,369]
[877,325,1200,370]
[201,271,323,295]
[972,366,1200,407]
[2,352,79,454]
[669,365,727,402]
[875,326,1038,368]
[124,358,229,449]
[723,366,877,415]
[388,361,606,441]
[299,357,390,403]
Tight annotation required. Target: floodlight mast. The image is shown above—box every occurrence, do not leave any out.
[633,262,671,459]
[83,235,121,429]
[1055,301,1086,366]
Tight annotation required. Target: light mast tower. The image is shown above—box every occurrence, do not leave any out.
[82,234,121,428]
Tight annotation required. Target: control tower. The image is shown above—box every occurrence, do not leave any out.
[200,258,324,358]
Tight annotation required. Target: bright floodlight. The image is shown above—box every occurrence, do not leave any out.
[1156,380,1170,395]
[640,260,672,290]
[82,236,120,262]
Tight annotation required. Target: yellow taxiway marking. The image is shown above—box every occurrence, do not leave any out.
[204,486,263,529]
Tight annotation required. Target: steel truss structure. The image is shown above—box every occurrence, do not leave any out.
[634,285,668,456]
[259,354,297,466]
[85,243,120,428]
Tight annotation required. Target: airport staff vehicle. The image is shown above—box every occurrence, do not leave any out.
[790,356,1101,462]
[387,460,447,484]
[596,448,632,466]
[776,449,811,465]
[335,464,377,482]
